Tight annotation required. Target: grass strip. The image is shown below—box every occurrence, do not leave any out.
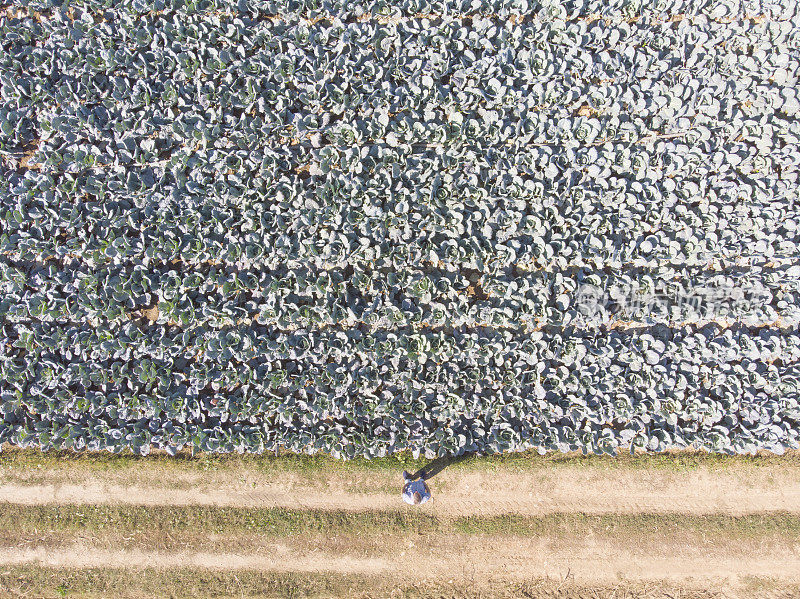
[0,566,375,599]
[0,503,440,537]
[2,445,798,477]
[3,503,799,542]
[452,512,800,539]
[0,565,739,599]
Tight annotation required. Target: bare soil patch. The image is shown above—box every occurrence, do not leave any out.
[1,464,798,517]
[1,450,798,596]
[0,535,798,592]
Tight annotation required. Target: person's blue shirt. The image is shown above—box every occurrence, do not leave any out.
[402,471,431,505]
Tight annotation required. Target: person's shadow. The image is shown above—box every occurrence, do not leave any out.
[409,453,471,480]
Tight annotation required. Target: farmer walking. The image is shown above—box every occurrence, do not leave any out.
[402,470,432,505]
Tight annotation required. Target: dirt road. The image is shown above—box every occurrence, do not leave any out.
[2,453,799,516]
[1,540,799,586]
[1,449,798,598]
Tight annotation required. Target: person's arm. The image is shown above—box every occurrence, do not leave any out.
[419,487,432,504]
[422,481,430,495]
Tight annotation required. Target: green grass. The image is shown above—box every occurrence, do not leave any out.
[452,512,800,539]
[0,566,375,599]
[0,503,441,537]
[3,502,799,543]
[1,445,797,477]
[0,445,430,475]
[0,565,740,599]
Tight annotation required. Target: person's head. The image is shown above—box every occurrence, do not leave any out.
[413,491,422,505]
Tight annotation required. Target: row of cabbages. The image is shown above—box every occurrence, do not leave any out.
[2,259,799,330]
[3,165,797,273]
[1,0,799,456]
[7,0,797,20]
[2,323,799,456]
[1,3,797,276]
[3,15,798,133]
[6,318,800,368]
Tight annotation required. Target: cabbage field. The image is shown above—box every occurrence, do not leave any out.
[1,0,799,458]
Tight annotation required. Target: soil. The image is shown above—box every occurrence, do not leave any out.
[2,453,799,597]
[0,541,797,582]
[2,463,798,517]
